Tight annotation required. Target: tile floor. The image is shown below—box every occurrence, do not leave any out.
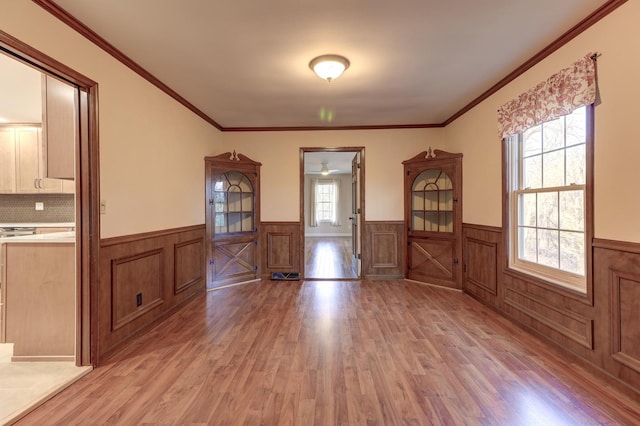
[0,344,91,424]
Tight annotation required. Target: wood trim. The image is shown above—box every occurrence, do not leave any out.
[260,222,301,278]
[98,226,205,362]
[594,238,640,254]
[101,224,205,247]
[504,287,593,349]
[299,147,365,279]
[32,1,625,132]
[465,237,498,296]
[610,268,640,374]
[0,28,100,367]
[363,221,404,280]
[463,223,502,233]
[32,0,223,131]
[222,123,444,132]
[174,237,205,294]
[442,0,628,126]
[32,0,626,132]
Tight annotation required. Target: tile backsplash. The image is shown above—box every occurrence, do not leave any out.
[0,194,74,223]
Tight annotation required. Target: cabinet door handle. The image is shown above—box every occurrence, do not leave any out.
[34,178,38,189]
[37,178,42,189]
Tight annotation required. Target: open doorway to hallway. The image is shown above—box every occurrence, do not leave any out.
[301,148,364,280]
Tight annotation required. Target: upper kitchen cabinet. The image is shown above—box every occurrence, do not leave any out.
[0,127,17,192]
[42,75,76,180]
[16,126,63,193]
[0,126,70,194]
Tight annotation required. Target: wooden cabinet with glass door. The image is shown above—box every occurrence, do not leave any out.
[205,151,261,289]
[403,149,462,289]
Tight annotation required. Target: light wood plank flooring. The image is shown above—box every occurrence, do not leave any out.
[305,237,358,279]
[16,280,640,425]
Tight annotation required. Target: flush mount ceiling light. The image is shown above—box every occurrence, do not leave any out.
[309,54,350,82]
[320,162,330,175]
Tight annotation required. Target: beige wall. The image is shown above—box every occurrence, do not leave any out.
[222,128,445,222]
[1,0,223,238]
[445,1,640,242]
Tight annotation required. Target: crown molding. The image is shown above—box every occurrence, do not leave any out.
[34,0,627,132]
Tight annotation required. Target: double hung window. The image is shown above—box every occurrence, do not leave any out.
[506,106,592,292]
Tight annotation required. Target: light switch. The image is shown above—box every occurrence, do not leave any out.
[100,200,106,214]
[35,202,44,211]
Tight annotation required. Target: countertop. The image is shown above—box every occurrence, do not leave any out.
[0,231,75,244]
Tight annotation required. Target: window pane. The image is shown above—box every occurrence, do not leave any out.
[560,231,584,275]
[543,150,564,188]
[523,155,541,189]
[566,107,586,146]
[543,117,564,152]
[523,125,542,157]
[518,193,536,227]
[518,227,537,262]
[538,229,559,269]
[566,144,585,185]
[559,190,584,231]
[537,191,558,229]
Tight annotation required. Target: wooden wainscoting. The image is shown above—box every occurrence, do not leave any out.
[98,225,205,362]
[363,221,404,279]
[462,223,640,395]
[260,222,301,279]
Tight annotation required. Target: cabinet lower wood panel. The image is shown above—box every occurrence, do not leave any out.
[408,237,457,288]
[2,242,75,361]
[98,225,205,363]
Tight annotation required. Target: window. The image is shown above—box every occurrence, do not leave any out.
[315,180,337,222]
[507,105,592,292]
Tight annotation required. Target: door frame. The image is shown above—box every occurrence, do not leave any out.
[299,147,365,280]
[0,31,100,366]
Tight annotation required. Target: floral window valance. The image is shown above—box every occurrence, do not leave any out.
[497,53,597,140]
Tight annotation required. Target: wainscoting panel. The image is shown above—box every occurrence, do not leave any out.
[111,248,164,331]
[460,227,640,395]
[462,224,502,306]
[260,222,301,279]
[363,221,404,279]
[175,238,205,294]
[99,225,205,362]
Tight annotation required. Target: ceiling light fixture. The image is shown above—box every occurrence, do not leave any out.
[320,162,330,175]
[309,54,350,82]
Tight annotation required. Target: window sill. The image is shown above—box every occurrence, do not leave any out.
[504,266,591,305]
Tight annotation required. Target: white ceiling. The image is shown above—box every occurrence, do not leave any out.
[49,0,609,129]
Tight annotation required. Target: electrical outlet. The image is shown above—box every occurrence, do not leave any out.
[136,293,142,307]
[100,200,106,214]
[35,202,44,211]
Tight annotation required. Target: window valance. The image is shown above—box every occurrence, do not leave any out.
[497,53,597,140]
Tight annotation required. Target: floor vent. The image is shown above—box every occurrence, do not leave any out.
[270,272,301,281]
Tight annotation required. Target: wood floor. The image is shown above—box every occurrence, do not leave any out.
[16,280,640,425]
[305,237,358,279]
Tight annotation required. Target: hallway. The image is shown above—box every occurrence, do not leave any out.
[305,237,358,279]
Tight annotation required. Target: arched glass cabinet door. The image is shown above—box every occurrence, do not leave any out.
[213,171,255,234]
[411,168,453,232]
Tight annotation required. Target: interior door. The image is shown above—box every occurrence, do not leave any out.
[351,153,362,276]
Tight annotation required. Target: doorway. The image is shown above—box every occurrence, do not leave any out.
[0,32,98,422]
[301,147,364,280]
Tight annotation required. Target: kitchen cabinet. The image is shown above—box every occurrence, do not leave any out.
[0,125,71,194]
[0,127,17,192]
[403,149,463,289]
[42,75,76,179]
[205,151,261,288]
[1,240,75,361]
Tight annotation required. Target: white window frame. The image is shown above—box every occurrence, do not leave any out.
[314,180,337,223]
[506,106,592,294]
